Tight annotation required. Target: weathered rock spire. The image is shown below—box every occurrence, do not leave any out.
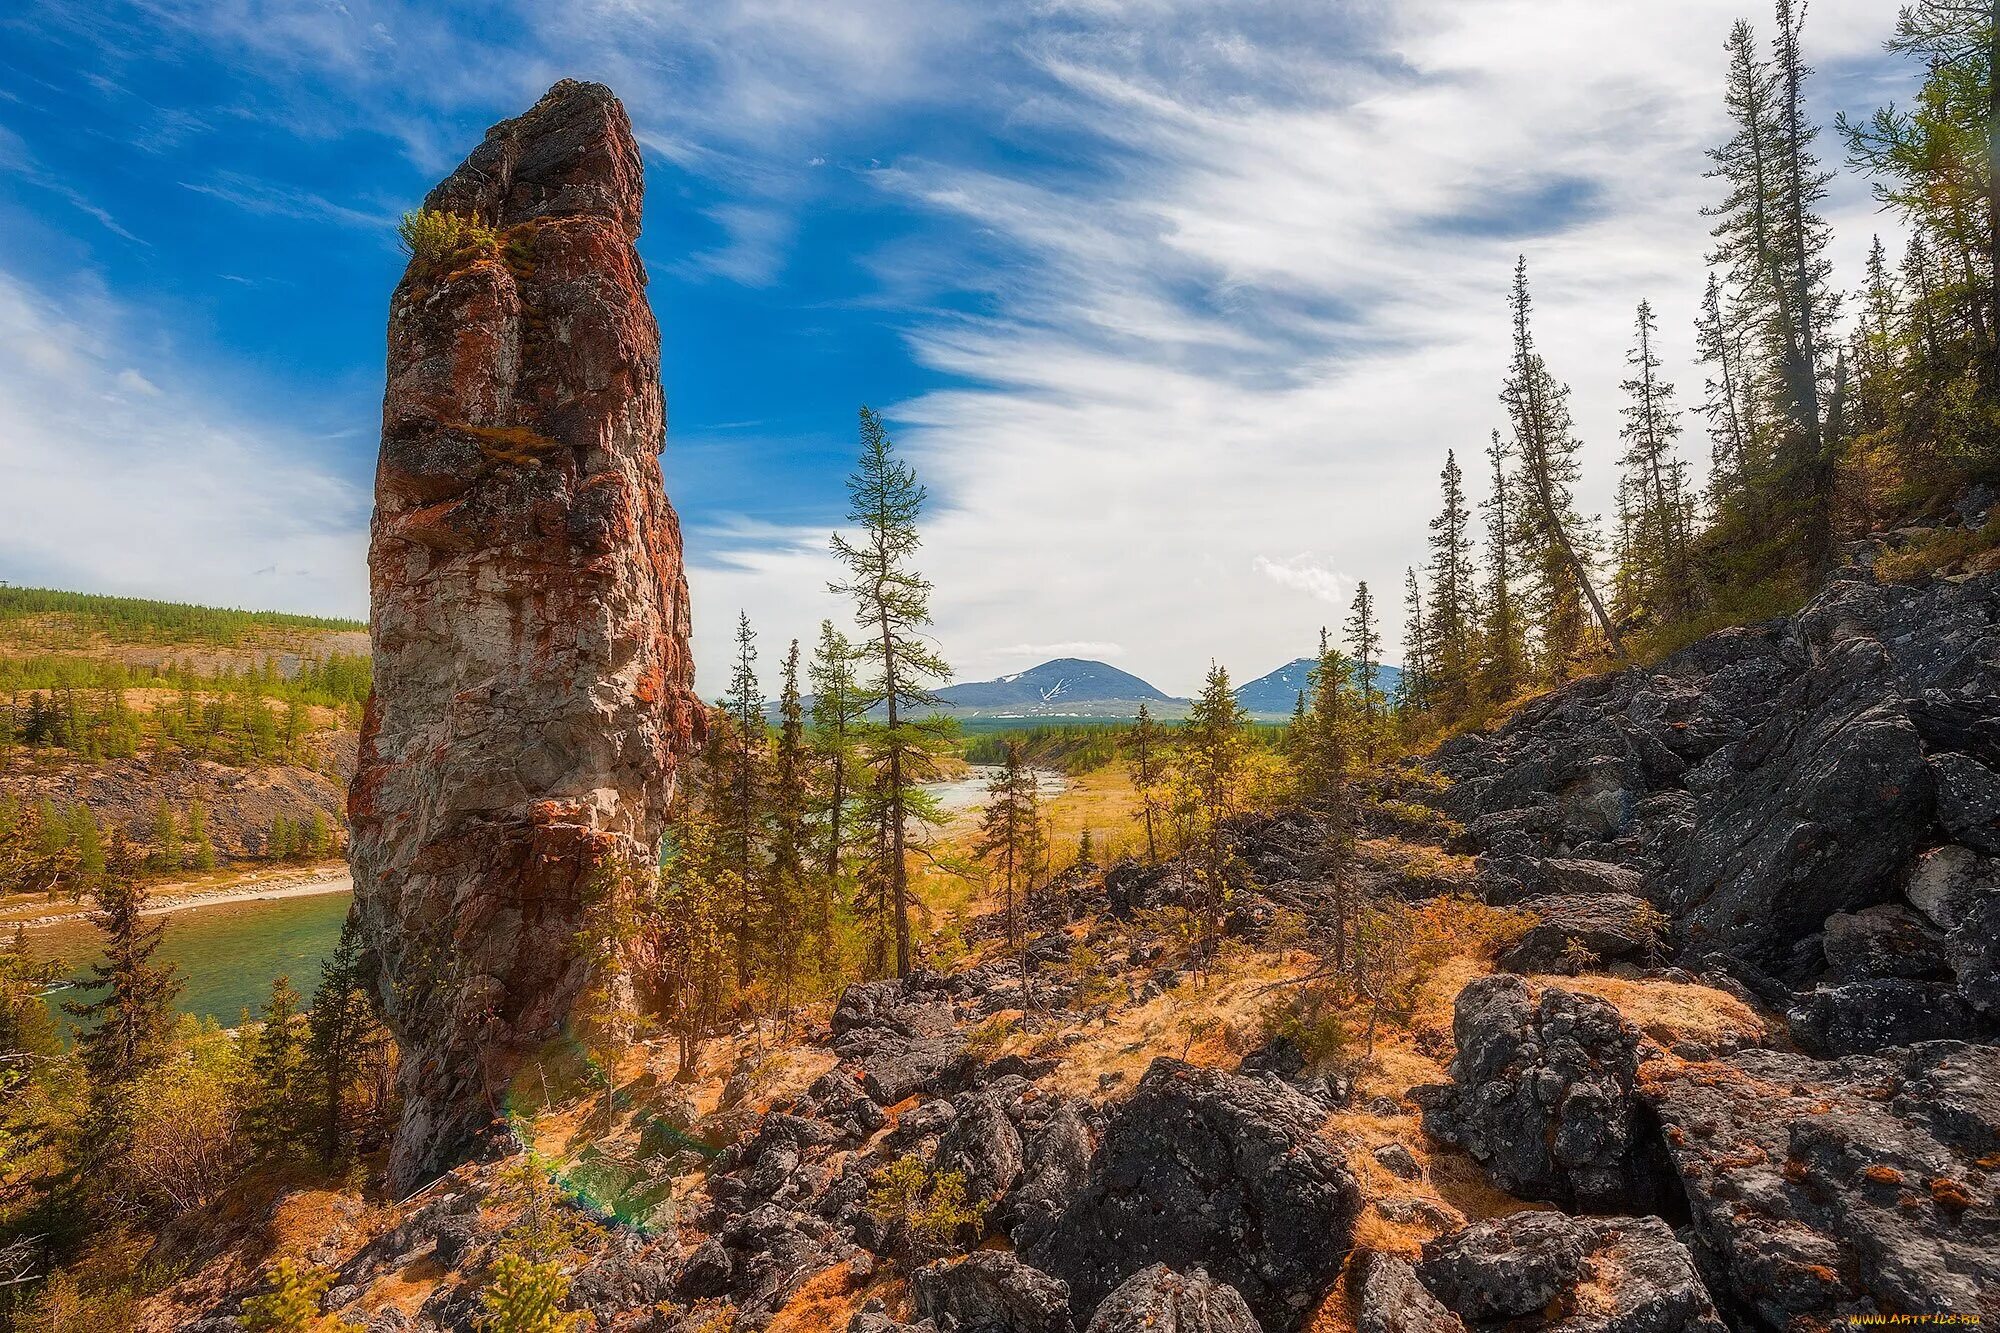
[348,79,700,1191]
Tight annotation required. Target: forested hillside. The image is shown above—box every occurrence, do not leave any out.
[0,589,366,897]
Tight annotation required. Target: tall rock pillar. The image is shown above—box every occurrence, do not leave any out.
[349,80,701,1192]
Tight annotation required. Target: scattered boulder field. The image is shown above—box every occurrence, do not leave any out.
[145,555,2000,1331]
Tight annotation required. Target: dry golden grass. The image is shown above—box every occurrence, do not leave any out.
[765,1263,904,1333]
[1541,974,1766,1050]
[1038,946,1310,1100]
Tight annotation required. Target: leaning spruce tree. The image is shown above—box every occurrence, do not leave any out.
[829,406,950,978]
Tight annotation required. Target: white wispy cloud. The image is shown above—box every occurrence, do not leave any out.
[0,270,367,616]
[10,0,1911,700]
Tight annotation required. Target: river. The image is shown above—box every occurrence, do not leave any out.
[27,767,1064,1030]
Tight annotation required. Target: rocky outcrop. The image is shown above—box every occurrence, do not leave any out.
[1414,977,1671,1214]
[1428,571,2000,1037]
[1640,1041,2000,1329]
[1025,1059,1360,1333]
[349,79,701,1190]
[914,1252,1074,1333]
[1083,1266,1262,1333]
[1422,975,2000,1329]
[1394,1212,1727,1333]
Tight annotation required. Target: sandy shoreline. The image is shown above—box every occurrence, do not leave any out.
[6,868,354,929]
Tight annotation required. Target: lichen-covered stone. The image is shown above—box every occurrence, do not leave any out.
[349,79,700,1191]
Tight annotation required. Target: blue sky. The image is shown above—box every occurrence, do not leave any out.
[0,1,1911,695]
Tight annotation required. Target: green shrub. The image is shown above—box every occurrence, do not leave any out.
[240,1259,361,1333]
[477,1254,584,1333]
[868,1156,986,1249]
[398,208,498,264]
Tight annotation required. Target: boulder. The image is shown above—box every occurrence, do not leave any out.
[1787,977,1986,1055]
[1414,1213,1725,1333]
[1639,1041,2000,1329]
[1904,844,2000,930]
[1416,1212,1590,1322]
[913,1251,1074,1333]
[1947,895,2000,1017]
[1083,1265,1262,1333]
[1006,1099,1096,1250]
[1821,903,1951,980]
[1415,976,1668,1213]
[937,1089,1024,1208]
[1353,1253,1464,1333]
[1496,893,1662,973]
[1025,1059,1360,1332]
[1481,857,1649,907]
[349,79,702,1192]
[1932,752,2000,854]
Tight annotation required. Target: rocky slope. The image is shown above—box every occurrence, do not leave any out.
[154,545,1998,1331]
[1429,562,2000,1051]
[349,80,701,1192]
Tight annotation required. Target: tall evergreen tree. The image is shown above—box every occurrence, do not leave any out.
[767,639,810,997]
[1344,580,1381,760]
[828,407,951,979]
[807,619,859,952]
[65,869,182,1147]
[307,916,377,1162]
[244,975,308,1161]
[974,742,1040,948]
[1173,666,1250,957]
[1706,7,1841,575]
[720,611,764,987]
[1500,257,1621,665]
[1426,449,1479,714]
[1398,566,1431,719]
[1127,701,1164,865]
[1617,300,1698,621]
[1480,430,1527,703]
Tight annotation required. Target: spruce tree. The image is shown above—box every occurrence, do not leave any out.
[1618,300,1697,621]
[245,975,308,1161]
[828,407,951,978]
[65,868,182,1147]
[974,741,1038,948]
[1500,258,1620,665]
[1344,580,1381,760]
[807,621,858,922]
[720,611,765,988]
[307,916,375,1162]
[1399,570,1430,720]
[767,639,810,998]
[1426,449,1479,714]
[1173,665,1250,957]
[1481,430,1526,703]
[1126,701,1163,865]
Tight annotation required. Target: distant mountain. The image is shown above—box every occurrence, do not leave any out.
[1234,657,1405,717]
[932,657,1178,718]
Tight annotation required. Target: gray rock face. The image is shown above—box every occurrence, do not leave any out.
[1408,1213,1726,1333]
[914,1251,1074,1333]
[1428,571,2000,1043]
[1905,844,1999,930]
[1006,1098,1097,1251]
[1787,977,1984,1056]
[1026,1059,1360,1333]
[937,1088,1024,1206]
[1642,1041,2000,1329]
[1933,751,2000,853]
[350,79,702,1191]
[1354,1254,1465,1333]
[1414,976,1666,1213]
[1083,1266,1262,1333]
[1496,893,1662,974]
[1822,903,1951,980]
[1417,1212,1592,1322]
